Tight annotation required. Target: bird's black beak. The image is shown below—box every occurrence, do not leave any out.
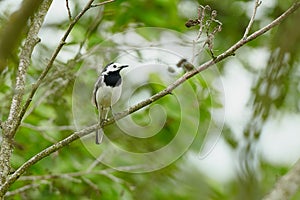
[121,65,129,69]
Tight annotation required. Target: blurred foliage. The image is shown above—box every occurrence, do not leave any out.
[1,0,300,199]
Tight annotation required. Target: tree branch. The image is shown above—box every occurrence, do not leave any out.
[0,0,53,188]
[13,0,96,136]
[109,1,300,124]
[263,159,300,200]
[1,0,299,196]
[12,0,115,140]
[65,0,72,21]
[4,181,49,197]
[5,0,53,139]
[0,125,95,195]
[90,0,115,8]
[243,0,262,39]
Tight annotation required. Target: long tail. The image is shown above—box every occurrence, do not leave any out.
[95,107,108,144]
[95,129,104,144]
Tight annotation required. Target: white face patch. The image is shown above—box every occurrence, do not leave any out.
[103,63,123,73]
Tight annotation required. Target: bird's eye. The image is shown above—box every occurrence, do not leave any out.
[113,65,117,68]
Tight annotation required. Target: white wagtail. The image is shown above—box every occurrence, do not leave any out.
[92,62,128,144]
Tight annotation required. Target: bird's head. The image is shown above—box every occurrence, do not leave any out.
[102,62,128,74]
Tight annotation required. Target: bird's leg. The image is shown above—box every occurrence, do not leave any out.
[95,107,112,144]
[101,107,110,123]
[105,106,111,120]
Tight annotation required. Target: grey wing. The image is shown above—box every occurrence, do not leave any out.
[92,75,103,110]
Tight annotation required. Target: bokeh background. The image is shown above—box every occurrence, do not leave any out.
[0,0,300,199]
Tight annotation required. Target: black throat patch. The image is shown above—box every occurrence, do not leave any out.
[103,70,122,87]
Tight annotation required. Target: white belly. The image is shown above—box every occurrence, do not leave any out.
[96,85,122,108]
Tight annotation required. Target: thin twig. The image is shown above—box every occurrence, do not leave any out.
[195,5,210,41]
[23,77,70,119]
[21,123,75,131]
[192,5,210,63]
[22,123,58,143]
[66,0,72,21]
[5,181,49,197]
[243,0,262,39]
[1,1,299,196]
[82,177,101,195]
[19,168,124,184]
[21,122,75,143]
[90,0,115,7]
[87,153,107,172]
[191,5,222,62]
[75,6,105,60]
[109,0,297,122]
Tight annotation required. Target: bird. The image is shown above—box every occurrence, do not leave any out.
[92,62,128,144]
[176,58,194,72]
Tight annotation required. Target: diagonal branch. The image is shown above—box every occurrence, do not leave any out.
[5,1,49,135]
[243,0,262,39]
[110,1,300,124]
[1,0,299,196]
[263,159,300,200]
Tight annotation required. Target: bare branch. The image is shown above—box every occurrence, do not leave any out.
[4,181,49,197]
[245,2,299,42]
[188,5,222,62]
[10,0,96,143]
[5,0,52,137]
[18,167,127,183]
[21,123,75,131]
[0,0,53,188]
[23,75,71,119]
[90,0,115,8]
[1,0,299,196]
[14,0,115,138]
[263,159,300,200]
[66,0,72,21]
[195,5,211,41]
[75,6,105,60]
[110,1,300,124]
[0,125,95,195]
[82,177,101,195]
[87,154,107,172]
[21,123,59,143]
[243,0,262,39]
